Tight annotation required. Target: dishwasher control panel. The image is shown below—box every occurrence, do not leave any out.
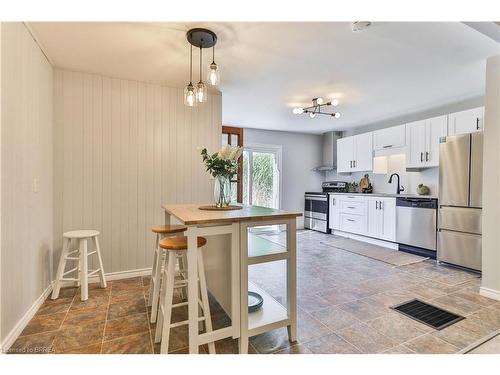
[396,198,437,209]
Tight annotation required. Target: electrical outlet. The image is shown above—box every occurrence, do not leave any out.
[33,177,39,193]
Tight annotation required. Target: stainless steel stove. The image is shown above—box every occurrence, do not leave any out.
[304,181,348,233]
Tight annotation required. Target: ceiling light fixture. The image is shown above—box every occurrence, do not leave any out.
[185,28,218,107]
[352,21,372,32]
[293,97,341,119]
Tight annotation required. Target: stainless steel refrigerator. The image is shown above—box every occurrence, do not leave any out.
[438,132,483,271]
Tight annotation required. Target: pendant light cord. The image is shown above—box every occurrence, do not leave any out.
[199,43,203,83]
[189,44,193,84]
[212,35,215,64]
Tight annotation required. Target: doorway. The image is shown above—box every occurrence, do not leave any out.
[242,143,282,209]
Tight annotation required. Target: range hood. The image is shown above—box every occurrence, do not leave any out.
[314,131,343,171]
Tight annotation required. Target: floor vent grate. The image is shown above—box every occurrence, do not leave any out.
[391,299,464,330]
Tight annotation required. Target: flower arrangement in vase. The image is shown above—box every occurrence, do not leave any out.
[200,145,243,207]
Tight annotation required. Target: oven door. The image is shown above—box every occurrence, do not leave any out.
[305,194,328,220]
[304,194,328,220]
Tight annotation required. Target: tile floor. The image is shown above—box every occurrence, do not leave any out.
[8,230,500,354]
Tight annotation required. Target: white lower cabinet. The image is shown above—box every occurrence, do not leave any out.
[329,194,396,242]
[329,194,341,230]
[366,197,396,241]
[340,213,366,234]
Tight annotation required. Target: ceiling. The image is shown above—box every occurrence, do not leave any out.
[29,22,499,134]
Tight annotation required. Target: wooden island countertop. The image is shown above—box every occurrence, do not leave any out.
[163,203,302,225]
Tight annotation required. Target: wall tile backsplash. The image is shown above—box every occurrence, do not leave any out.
[326,154,438,196]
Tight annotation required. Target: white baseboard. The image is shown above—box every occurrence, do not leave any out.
[480,286,500,301]
[1,267,152,353]
[331,230,399,250]
[1,283,53,353]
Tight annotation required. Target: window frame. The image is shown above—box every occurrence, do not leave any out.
[222,126,244,203]
[243,142,283,210]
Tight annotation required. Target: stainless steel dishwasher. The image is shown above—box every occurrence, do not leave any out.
[396,197,438,258]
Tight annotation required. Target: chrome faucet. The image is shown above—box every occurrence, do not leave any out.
[388,173,405,195]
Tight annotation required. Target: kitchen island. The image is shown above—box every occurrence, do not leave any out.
[162,204,302,354]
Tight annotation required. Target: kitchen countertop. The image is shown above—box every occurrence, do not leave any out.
[327,192,438,199]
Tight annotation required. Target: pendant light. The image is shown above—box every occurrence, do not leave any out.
[184,28,218,107]
[207,35,220,86]
[184,44,197,107]
[196,44,207,103]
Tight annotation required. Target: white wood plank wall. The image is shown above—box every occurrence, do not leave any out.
[1,23,53,341]
[53,69,221,274]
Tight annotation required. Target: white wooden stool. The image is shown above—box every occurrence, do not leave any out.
[154,236,215,354]
[148,225,187,323]
[51,230,107,301]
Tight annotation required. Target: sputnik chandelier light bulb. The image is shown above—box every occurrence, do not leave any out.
[292,97,341,119]
[184,28,219,107]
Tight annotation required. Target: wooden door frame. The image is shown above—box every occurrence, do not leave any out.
[222,126,243,203]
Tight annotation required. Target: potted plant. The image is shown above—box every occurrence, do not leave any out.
[200,145,242,207]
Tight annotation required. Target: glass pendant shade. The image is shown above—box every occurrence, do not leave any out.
[196,81,207,103]
[184,83,197,107]
[207,62,220,86]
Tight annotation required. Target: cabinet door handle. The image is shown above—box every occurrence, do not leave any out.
[476,117,480,130]
[353,160,356,168]
[347,206,356,209]
[383,145,393,148]
[350,160,353,168]
[347,219,355,222]
[420,152,423,162]
[379,201,383,210]
[375,201,379,210]
[425,152,429,162]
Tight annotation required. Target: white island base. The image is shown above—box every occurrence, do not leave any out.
[163,204,301,354]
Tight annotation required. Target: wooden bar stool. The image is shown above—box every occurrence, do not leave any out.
[155,236,215,354]
[148,225,187,323]
[51,230,107,301]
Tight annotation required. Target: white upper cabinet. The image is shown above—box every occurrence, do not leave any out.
[425,115,448,167]
[406,115,447,168]
[448,107,484,135]
[337,133,373,173]
[336,107,482,172]
[353,132,373,172]
[337,137,354,173]
[406,120,426,168]
[373,124,406,151]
